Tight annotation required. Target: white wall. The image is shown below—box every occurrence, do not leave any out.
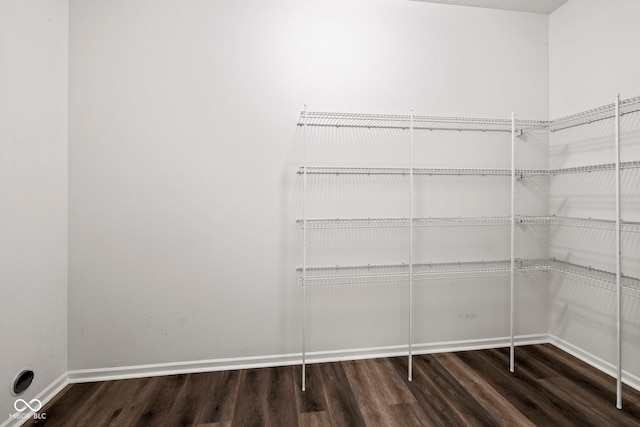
[0,0,68,420]
[549,0,640,117]
[68,0,549,370]
[549,0,640,381]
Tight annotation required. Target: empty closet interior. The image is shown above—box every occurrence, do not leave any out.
[297,95,640,406]
[4,0,640,423]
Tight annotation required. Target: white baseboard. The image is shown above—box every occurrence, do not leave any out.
[67,333,549,384]
[6,333,637,427]
[1,373,69,427]
[412,334,549,356]
[550,335,640,392]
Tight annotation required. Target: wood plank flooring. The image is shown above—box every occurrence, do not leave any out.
[23,344,640,426]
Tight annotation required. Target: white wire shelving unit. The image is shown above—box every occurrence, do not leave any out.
[297,95,640,407]
[297,110,532,389]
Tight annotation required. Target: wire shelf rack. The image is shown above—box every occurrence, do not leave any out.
[298,166,514,176]
[516,216,640,233]
[518,95,640,134]
[546,95,640,133]
[297,216,513,229]
[298,111,547,132]
[296,218,409,229]
[297,216,640,232]
[548,160,640,175]
[521,259,640,296]
[297,259,544,286]
[297,258,640,294]
[299,162,640,177]
[298,166,410,175]
[412,216,511,227]
[299,95,640,135]
[412,259,542,280]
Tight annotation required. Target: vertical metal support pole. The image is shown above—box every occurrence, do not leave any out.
[302,105,308,392]
[510,112,516,373]
[615,95,622,409]
[408,109,414,382]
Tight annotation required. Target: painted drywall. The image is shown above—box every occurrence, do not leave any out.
[68,0,549,370]
[549,0,640,118]
[549,0,640,381]
[0,0,68,422]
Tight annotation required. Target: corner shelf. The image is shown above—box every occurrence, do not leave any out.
[297,95,639,406]
[519,94,640,134]
[520,259,640,297]
[547,160,640,175]
[516,216,640,233]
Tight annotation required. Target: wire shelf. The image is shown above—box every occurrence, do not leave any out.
[299,112,411,129]
[412,260,541,280]
[296,216,512,229]
[546,95,640,133]
[516,216,640,233]
[415,167,512,176]
[298,111,547,132]
[298,166,513,176]
[518,95,640,133]
[298,162,640,177]
[298,258,640,294]
[297,216,640,232]
[549,160,640,175]
[298,263,410,286]
[297,259,544,286]
[300,95,640,135]
[297,218,409,229]
[522,259,640,296]
[298,166,410,175]
[413,216,511,227]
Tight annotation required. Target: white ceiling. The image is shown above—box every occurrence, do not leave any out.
[412,0,569,14]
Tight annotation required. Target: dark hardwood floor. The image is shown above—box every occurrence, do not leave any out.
[24,344,640,426]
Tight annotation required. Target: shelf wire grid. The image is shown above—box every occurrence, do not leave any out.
[297,161,640,177]
[516,216,640,233]
[298,111,547,133]
[297,259,545,287]
[296,216,513,229]
[297,258,640,295]
[547,95,640,133]
[521,259,640,296]
[548,160,640,175]
[296,215,640,232]
[298,166,514,176]
[299,95,640,135]
[296,217,409,229]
